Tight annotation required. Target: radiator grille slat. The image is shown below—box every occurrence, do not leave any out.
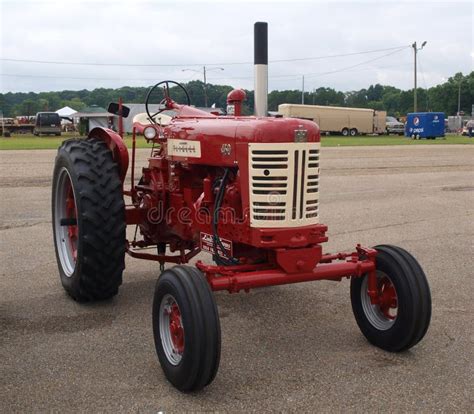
[249,143,321,228]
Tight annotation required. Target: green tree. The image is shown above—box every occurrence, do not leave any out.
[1,71,472,118]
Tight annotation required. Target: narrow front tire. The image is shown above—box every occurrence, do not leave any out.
[152,266,221,392]
[350,245,431,352]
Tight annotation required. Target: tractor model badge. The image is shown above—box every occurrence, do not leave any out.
[221,143,232,156]
[167,139,201,158]
[294,126,308,142]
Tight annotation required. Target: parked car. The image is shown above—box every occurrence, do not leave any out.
[34,112,61,136]
[461,120,474,136]
[385,116,404,135]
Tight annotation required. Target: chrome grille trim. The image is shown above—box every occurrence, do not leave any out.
[248,142,320,228]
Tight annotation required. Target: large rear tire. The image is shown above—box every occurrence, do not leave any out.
[350,245,431,352]
[152,266,221,392]
[52,137,126,302]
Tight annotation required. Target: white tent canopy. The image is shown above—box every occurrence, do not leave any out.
[55,106,77,125]
[55,106,77,117]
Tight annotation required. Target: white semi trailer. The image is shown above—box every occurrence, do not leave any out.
[278,103,386,136]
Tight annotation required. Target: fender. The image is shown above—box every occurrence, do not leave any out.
[88,127,129,182]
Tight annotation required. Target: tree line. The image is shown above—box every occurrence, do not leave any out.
[0,71,472,118]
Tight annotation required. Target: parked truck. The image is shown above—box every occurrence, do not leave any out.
[278,104,386,136]
[385,116,405,135]
[33,112,62,136]
[0,116,35,136]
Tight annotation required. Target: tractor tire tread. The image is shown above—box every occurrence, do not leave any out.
[53,137,125,302]
[153,265,220,392]
[377,245,431,348]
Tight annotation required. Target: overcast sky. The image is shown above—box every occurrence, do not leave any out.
[0,0,472,94]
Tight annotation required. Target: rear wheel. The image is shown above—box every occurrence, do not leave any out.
[153,266,221,392]
[350,128,358,136]
[341,128,349,137]
[52,137,126,301]
[350,245,431,352]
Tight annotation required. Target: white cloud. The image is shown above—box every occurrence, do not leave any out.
[0,0,472,93]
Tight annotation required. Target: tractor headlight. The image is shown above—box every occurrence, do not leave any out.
[144,126,157,140]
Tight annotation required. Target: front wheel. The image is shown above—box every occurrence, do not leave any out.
[350,245,431,352]
[350,128,358,136]
[341,128,349,137]
[152,266,221,392]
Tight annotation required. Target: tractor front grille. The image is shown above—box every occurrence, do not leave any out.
[248,142,320,228]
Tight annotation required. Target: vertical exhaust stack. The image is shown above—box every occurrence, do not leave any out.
[254,22,268,117]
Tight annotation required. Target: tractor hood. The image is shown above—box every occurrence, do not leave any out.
[164,115,320,167]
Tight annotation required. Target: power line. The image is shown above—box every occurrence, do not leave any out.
[0,73,182,82]
[267,62,413,84]
[269,46,409,63]
[207,47,409,81]
[304,47,409,79]
[0,48,410,86]
[0,45,409,67]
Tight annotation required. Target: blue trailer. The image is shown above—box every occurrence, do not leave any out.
[405,112,445,139]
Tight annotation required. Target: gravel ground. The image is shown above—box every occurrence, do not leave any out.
[1,144,473,412]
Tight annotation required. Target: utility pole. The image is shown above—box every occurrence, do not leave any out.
[412,41,427,112]
[457,77,462,115]
[203,66,207,107]
[413,42,417,112]
[182,66,224,107]
[301,75,305,104]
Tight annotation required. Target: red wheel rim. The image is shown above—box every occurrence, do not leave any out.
[54,167,79,277]
[361,272,398,330]
[159,294,185,365]
[377,276,398,320]
[65,180,78,261]
[168,303,185,354]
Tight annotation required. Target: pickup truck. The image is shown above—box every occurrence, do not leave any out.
[386,116,405,135]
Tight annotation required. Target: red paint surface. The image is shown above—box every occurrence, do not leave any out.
[99,97,378,292]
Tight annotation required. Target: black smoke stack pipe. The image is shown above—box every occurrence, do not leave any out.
[254,22,268,116]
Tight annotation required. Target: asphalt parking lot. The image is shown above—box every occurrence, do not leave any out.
[1,144,473,412]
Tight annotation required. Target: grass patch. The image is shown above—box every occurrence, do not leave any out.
[321,135,473,146]
[0,133,471,150]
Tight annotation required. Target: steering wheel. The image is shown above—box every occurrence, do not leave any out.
[145,80,191,125]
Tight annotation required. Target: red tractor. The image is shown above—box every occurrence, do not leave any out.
[52,81,431,392]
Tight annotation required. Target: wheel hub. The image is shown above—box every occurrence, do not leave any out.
[361,272,398,330]
[159,294,185,365]
[167,303,184,354]
[377,276,398,320]
[65,183,78,261]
